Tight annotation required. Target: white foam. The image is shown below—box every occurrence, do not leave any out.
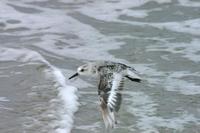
[164,71,200,95]
[120,9,148,18]
[77,0,171,22]
[0,97,12,111]
[0,47,79,133]
[0,0,170,63]
[49,67,79,133]
[0,0,126,62]
[79,0,200,38]
[136,113,198,133]
[151,19,200,36]
[146,39,200,63]
[75,122,101,131]
[69,0,200,37]
[0,97,9,102]
[0,47,48,63]
[127,92,199,132]
[178,0,200,7]
[136,63,200,95]
[28,12,127,62]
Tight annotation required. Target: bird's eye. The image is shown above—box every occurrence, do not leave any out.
[80,69,84,72]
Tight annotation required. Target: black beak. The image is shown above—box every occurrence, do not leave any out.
[69,73,79,80]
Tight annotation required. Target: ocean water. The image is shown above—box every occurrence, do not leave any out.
[0,0,200,133]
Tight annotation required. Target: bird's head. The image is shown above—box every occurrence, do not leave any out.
[69,63,98,80]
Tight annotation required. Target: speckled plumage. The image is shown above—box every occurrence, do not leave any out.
[69,61,142,128]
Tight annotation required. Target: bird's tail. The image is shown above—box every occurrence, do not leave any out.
[99,97,116,129]
[126,68,142,82]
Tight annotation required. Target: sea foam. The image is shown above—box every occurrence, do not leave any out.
[0,47,79,133]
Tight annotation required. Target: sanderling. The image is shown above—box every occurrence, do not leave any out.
[69,61,141,128]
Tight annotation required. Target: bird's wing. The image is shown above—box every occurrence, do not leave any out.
[98,73,124,128]
[107,73,124,111]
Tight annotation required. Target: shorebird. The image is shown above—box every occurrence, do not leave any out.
[69,61,141,128]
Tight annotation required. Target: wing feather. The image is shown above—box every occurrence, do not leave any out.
[98,73,124,128]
